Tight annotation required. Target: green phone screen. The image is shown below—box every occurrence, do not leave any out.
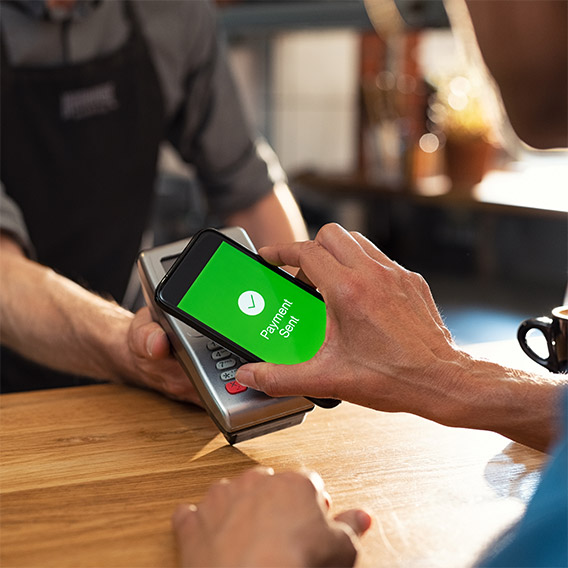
[177,241,326,364]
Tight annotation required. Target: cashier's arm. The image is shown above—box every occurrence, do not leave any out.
[0,186,305,399]
[0,232,201,403]
[225,183,309,248]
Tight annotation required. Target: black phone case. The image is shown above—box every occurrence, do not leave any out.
[155,229,340,409]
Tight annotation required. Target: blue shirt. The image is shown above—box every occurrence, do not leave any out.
[482,391,568,567]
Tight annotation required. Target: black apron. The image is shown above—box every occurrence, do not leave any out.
[0,2,164,392]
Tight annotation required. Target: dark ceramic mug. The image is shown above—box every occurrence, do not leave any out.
[517,306,568,373]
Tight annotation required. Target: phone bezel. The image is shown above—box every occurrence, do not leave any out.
[155,228,325,364]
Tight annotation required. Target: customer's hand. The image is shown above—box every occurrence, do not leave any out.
[236,223,471,425]
[172,468,371,567]
[124,307,202,405]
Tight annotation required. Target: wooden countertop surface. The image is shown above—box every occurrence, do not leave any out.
[1,341,548,567]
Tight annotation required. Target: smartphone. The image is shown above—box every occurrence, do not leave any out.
[138,228,316,445]
[155,228,339,408]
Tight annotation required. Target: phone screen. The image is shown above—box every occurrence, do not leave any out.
[175,240,326,365]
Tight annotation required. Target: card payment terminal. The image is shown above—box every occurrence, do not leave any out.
[137,227,314,444]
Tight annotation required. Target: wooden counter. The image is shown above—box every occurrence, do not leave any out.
[1,342,548,567]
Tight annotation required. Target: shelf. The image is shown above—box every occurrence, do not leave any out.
[291,168,567,286]
[218,1,374,36]
[291,156,568,218]
[218,0,449,36]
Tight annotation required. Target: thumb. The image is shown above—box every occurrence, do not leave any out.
[235,362,310,397]
[130,323,170,360]
[129,308,171,360]
[334,509,373,537]
[142,326,171,360]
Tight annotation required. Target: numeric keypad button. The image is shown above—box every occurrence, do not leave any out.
[216,358,236,371]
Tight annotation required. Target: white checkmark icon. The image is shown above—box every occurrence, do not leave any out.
[238,291,265,316]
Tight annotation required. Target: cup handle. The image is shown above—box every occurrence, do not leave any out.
[517,316,556,370]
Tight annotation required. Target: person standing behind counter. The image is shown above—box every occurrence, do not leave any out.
[0,0,307,399]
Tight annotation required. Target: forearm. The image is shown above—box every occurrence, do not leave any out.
[425,350,566,452]
[0,236,133,381]
[236,225,567,454]
[225,184,308,248]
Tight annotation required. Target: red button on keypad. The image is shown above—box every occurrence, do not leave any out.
[225,380,247,395]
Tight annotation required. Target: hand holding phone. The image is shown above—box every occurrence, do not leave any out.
[155,229,339,408]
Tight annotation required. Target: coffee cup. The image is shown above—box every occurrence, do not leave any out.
[517,306,568,373]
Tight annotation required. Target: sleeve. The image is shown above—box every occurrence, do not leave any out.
[0,182,35,257]
[479,389,568,568]
[165,2,276,219]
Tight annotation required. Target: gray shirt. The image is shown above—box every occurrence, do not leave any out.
[0,0,276,253]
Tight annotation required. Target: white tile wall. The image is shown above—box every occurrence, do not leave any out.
[229,30,359,176]
[271,30,359,174]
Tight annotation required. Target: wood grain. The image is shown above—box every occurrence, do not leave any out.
[1,340,548,567]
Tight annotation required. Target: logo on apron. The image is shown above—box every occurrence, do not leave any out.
[60,82,119,121]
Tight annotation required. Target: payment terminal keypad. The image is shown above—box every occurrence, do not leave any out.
[206,341,248,394]
[137,228,314,444]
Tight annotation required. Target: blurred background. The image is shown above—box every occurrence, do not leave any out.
[153,0,567,347]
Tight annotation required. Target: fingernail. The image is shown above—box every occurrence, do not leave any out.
[172,504,197,528]
[236,366,255,388]
[307,470,326,495]
[357,510,372,532]
[146,330,160,357]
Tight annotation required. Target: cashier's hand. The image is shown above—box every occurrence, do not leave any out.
[236,223,468,423]
[172,468,371,568]
[124,307,202,406]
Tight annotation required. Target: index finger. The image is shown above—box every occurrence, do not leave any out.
[314,223,372,269]
[351,231,400,269]
[258,239,341,293]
